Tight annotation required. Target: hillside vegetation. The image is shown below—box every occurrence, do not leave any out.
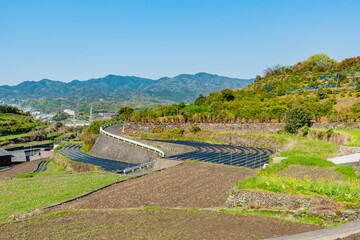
[2,73,253,113]
[0,106,42,135]
[116,54,360,124]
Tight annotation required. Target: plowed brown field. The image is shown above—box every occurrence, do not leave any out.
[45,161,255,212]
[0,160,42,180]
[0,209,322,240]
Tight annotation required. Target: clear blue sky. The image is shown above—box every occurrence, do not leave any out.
[1,0,359,85]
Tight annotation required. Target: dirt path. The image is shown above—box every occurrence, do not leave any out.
[0,160,42,180]
[43,162,255,213]
[0,208,323,240]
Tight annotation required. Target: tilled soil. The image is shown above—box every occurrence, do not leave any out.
[0,208,323,240]
[44,162,256,213]
[0,160,42,180]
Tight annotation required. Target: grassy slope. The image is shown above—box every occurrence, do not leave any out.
[0,161,126,222]
[335,129,360,147]
[237,134,360,208]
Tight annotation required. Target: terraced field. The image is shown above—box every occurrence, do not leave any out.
[0,162,323,239]
[153,139,273,169]
[59,144,136,173]
[0,160,43,179]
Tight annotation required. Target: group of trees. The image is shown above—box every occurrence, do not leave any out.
[110,87,344,125]
[0,105,22,114]
[83,54,360,136]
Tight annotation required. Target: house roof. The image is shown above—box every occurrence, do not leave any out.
[0,147,11,157]
[9,151,27,163]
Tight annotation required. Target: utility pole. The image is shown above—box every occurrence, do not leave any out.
[89,105,93,123]
[72,111,76,127]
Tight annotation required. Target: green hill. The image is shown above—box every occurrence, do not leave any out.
[1,73,253,113]
[118,54,360,124]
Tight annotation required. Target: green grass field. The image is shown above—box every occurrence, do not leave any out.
[335,129,360,147]
[0,161,127,222]
[277,135,339,164]
[236,133,360,208]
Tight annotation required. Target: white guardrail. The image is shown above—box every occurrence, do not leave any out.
[100,120,165,157]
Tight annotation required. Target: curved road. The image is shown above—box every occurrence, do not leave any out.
[59,144,136,173]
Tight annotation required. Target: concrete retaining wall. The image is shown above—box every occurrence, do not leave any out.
[90,134,158,164]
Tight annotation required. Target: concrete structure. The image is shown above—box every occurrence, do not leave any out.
[328,153,360,166]
[268,220,360,240]
[90,134,159,164]
[98,112,119,118]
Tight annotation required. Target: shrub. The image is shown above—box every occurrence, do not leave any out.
[80,129,96,152]
[189,126,201,134]
[166,128,185,138]
[151,126,164,133]
[301,124,309,136]
[285,106,313,134]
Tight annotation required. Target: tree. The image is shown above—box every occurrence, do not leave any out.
[53,112,70,121]
[305,54,337,68]
[284,106,313,134]
[88,120,104,134]
[221,89,235,101]
[55,122,63,129]
[195,94,206,106]
[118,106,134,121]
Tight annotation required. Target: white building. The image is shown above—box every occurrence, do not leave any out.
[64,109,75,116]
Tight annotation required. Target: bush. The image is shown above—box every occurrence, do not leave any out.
[88,121,105,134]
[151,126,164,133]
[189,126,201,134]
[166,128,185,138]
[316,88,326,100]
[301,124,309,136]
[285,106,313,134]
[80,129,96,152]
[30,130,47,141]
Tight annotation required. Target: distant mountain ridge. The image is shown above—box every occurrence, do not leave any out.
[0,73,254,111]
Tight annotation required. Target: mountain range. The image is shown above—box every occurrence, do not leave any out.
[0,73,253,112]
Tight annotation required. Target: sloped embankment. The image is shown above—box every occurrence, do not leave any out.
[90,133,158,164]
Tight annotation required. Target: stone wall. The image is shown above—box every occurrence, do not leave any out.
[312,122,360,130]
[123,123,284,135]
[226,189,339,210]
[140,139,195,155]
[338,146,360,156]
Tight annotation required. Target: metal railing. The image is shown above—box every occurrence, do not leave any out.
[100,120,165,157]
[122,160,156,174]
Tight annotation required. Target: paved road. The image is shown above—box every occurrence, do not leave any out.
[59,144,136,173]
[147,139,274,169]
[268,220,360,240]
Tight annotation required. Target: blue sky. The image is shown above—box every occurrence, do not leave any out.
[0,0,359,85]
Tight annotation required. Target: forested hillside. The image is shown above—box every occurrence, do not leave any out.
[1,73,253,113]
[116,54,360,124]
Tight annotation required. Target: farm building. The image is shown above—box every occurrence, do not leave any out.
[0,147,12,166]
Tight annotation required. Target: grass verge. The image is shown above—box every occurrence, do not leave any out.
[0,161,126,223]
